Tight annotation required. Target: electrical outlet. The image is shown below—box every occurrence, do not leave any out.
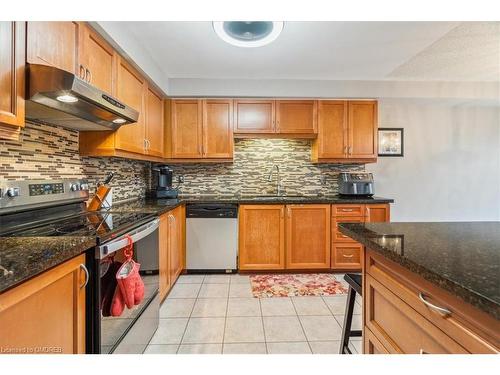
[178,175,185,183]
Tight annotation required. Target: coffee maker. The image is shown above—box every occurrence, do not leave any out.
[151,165,179,199]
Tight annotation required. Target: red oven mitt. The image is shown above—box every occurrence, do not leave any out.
[110,284,126,317]
[116,260,145,309]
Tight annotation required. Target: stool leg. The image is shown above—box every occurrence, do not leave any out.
[339,286,357,354]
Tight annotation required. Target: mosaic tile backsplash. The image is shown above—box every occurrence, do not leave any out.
[161,139,364,196]
[0,123,364,202]
[0,122,150,202]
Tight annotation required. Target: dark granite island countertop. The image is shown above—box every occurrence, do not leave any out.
[339,222,500,320]
[0,236,96,293]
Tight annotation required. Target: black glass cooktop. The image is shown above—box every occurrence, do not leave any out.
[0,211,155,241]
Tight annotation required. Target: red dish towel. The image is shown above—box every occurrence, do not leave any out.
[116,260,145,309]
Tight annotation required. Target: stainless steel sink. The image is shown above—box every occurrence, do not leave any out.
[242,195,307,201]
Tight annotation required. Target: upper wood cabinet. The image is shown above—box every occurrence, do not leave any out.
[0,254,86,354]
[168,99,233,160]
[0,22,25,140]
[239,205,286,270]
[233,99,317,137]
[79,24,116,93]
[312,100,378,163]
[170,100,203,158]
[276,100,317,134]
[27,22,79,74]
[203,99,234,158]
[234,100,275,134]
[285,204,331,269]
[114,57,146,154]
[145,86,165,157]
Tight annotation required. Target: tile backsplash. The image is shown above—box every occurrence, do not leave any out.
[0,122,150,202]
[162,139,364,196]
[1,123,364,202]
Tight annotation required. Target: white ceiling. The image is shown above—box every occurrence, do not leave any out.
[115,21,460,80]
[96,21,500,99]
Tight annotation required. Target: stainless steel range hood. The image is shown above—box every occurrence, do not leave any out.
[26,64,139,131]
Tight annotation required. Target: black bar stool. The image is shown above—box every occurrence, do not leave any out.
[339,273,362,354]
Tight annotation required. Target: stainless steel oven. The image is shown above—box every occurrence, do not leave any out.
[89,218,160,354]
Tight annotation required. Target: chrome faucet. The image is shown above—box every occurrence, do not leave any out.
[267,164,283,196]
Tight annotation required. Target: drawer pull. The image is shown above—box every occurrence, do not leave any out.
[419,349,428,354]
[343,254,354,258]
[418,293,451,316]
[341,209,354,212]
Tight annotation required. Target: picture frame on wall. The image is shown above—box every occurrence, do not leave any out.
[378,128,404,157]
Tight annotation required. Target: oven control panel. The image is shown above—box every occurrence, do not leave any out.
[29,183,65,196]
[0,179,90,212]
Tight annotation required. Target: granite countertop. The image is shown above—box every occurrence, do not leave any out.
[109,194,394,215]
[338,222,500,320]
[0,236,96,294]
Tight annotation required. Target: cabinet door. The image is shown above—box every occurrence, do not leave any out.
[365,204,390,222]
[0,254,86,354]
[145,86,164,157]
[27,21,79,74]
[331,243,362,270]
[114,57,146,154]
[203,99,233,158]
[239,205,285,270]
[159,213,171,302]
[276,100,317,134]
[348,101,377,159]
[314,101,347,159]
[171,100,203,158]
[233,100,275,134]
[79,24,116,93]
[168,206,184,285]
[285,204,331,269]
[0,22,25,132]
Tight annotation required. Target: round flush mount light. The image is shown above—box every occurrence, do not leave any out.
[56,94,78,103]
[112,118,127,124]
[213,21,284,48]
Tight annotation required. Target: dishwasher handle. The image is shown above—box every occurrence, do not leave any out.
[186,204,238,218]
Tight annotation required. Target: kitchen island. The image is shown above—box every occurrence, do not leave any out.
[339,222,500,354]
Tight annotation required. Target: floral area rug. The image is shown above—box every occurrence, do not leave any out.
[250,273,347,298]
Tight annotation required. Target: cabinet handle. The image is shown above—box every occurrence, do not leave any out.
[348,145,352,155]
[79,264,89,289]
[418,293,451,316]
[343,254,354,258]
[344,145,347,155]
[341,208,354,212]
[419,349,428,354]
[85,68,92,83]
[79,65,86,80]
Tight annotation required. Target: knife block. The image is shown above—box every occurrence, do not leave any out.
[87,185,111,211]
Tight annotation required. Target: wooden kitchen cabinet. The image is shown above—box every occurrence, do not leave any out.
[365,203,390,222]
[0,254,86,354]
[203,99,234,158]
[27,21,79,74]
[285,204,330,269]
[78,24,116,93]
[332,243,363,270]
[114,57,146,154]
[233,100,275,134]
[365,249,500,354]
[312,100,377,163]
[145,86,165,157]
[0,21,25,140]
[167,99,233,160]
[159,205,185,301]
[239,205,285,270]
[275,100,317,134]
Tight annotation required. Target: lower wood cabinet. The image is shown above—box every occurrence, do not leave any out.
[159,205,185,301]
[0,254,86,354]
[364,249,499,354]
[285,204,330,269]
[239,205,285,270]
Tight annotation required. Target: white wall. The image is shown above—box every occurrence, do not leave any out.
[367,99,500,222]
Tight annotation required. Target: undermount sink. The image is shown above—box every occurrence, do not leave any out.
[243,195,307,200]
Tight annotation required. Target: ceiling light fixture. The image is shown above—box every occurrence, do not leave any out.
[213,21,284,48]
[56,94,78,103]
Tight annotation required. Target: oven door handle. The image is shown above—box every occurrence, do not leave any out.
[98,218,159,258]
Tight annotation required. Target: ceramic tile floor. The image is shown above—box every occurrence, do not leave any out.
[145,273,362,354]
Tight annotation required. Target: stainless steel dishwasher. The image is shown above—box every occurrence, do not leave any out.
[186,204,238,273]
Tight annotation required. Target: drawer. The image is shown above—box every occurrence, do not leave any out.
[332,216,365,242]
[332,204,365,217]
[365,274,468,354]
[366,250,500,353]
[332,243,362,270]
[364,327,390,354]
